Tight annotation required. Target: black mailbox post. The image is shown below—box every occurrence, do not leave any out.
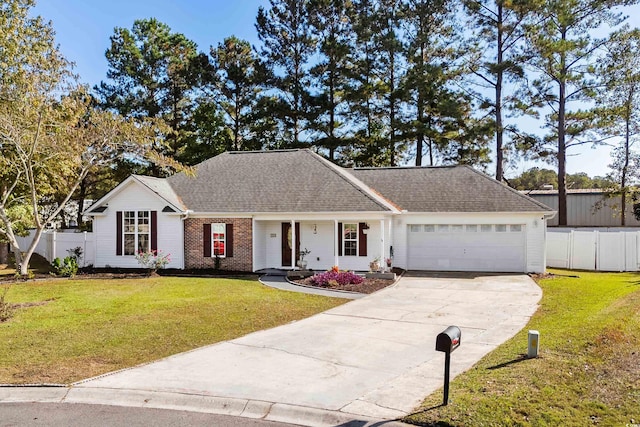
[435,325,461,406]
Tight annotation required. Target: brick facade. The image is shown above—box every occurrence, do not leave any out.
[184,217,253,271]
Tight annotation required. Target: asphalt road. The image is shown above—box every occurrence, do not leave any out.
[0,403,301,427]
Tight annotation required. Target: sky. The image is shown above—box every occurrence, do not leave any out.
[31,0,640,179]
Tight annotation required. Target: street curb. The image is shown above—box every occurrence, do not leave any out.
[0,386,412,427]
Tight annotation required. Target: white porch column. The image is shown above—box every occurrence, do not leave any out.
[291,219,296,269]
[380,219,385,264]
[334,219,339,267]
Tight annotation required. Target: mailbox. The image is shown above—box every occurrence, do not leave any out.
[435,325,461,406]
[436,326,461,353]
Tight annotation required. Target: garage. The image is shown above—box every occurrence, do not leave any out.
[407,224,526,272]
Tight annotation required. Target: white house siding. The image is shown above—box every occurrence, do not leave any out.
[392,212,547,273]
[93,181,184,269]
[252,220,267,271]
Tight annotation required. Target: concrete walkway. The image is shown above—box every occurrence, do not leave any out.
[1,274,542,427]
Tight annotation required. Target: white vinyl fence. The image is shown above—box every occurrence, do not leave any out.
[15,230,95,267]
[547,229,640,271]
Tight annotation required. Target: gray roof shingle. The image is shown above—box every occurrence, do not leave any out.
[166,149,392,213]
[352,165,553,213]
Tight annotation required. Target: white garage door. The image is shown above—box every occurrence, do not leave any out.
[407,224,526,272]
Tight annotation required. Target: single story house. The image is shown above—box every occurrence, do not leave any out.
[85,149,555,273]
[525,189,640,227]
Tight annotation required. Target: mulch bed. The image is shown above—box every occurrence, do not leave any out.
[292,276,396,294]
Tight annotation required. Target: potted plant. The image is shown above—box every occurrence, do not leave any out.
[297,248,311,270]
[369,256,380,272]
[386,257,392,270]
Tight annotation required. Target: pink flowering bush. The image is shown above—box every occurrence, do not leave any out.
[311,270,364,287]
[135,250,171,274]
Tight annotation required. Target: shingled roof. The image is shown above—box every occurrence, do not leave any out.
[352,165,553,213]
[167,149,394,213]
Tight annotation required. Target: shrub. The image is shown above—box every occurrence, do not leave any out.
[51,256,79,277]
[311,270,364,287]
[135,250,170,274]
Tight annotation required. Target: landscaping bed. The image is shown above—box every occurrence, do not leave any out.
[293,276,395,294]
[292,268,402,294]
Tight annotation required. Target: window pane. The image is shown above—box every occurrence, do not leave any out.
[424,225,435,232]
[466,225,477,232]
[212,223,225,233]
[410,225,421,232]
[344,223,357,239]
[138,234,149,252]
[510,224,522,232]
[495,225,507,232]
[451,225,464,232]
[138,211,149,219]
[344,241,357,256]
[481,224,492,232]
[124,235,135,255]
[213,241,225,256]
[124,211,135,219]
[437,224,449,232]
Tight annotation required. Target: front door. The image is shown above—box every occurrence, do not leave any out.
[281,222,300,267]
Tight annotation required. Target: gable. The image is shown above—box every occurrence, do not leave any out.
[85,175,184,215]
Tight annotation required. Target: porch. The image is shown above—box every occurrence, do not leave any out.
[252,218,392,272]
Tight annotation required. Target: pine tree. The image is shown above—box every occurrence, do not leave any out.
[256,0,316,147]
[524,0,632,226]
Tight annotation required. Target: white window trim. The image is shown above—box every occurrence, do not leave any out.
[343,222,358,257]
[211,223,227,258]
[123,210,150,256]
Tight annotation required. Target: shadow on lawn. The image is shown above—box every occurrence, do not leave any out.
[487,354,529,370]
[403,404,456,427]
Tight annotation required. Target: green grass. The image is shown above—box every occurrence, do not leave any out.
[0,276,345,384]
[404,270,640,427]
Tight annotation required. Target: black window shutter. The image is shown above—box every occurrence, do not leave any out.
[358,222,367,257]
[203,223,211,257]
[226,223,234,258]
[151,211,157,252]
[116,211,122,255]
[338,222,343,256]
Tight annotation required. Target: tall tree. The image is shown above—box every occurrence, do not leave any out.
[372,0,407,166]
[207,36,262,152]
[463,0,534,180]
[344,0,387,166]
[308,0,353,161]
[256,0,316,147]
[524,0,632,226]
[403,0,485,167]
[96,18,205,170]
[596,29,640,225]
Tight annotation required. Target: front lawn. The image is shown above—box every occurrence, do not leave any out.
[405,270,640,427]
[0,276,345,384]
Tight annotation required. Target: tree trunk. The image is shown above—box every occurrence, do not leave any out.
[621,91,632,226]
[557,42,568,226]
[495,3,504,181]
[76,178,87,228]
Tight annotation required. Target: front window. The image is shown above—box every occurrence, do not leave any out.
[123,211,150,255]
[343,223,358,256]
[212,223,226,257]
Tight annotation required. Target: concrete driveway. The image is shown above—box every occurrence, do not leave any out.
[56,274,541,426]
